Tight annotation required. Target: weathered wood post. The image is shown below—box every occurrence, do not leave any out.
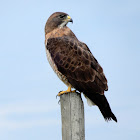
[60,92,85,140]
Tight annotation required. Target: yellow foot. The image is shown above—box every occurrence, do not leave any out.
[57,86,76,96]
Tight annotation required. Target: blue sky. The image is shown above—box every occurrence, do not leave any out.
[0,0,140,139]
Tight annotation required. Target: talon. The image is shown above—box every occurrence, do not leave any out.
[57,90,69,96]
[58,100,60,104]
[57,85,76,96]
[56,95,58,99]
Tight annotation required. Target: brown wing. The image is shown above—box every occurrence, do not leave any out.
[46,36,108,94]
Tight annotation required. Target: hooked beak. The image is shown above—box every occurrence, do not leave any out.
[66,15,73,23]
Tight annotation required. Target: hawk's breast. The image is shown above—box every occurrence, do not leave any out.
[46,45,71,87]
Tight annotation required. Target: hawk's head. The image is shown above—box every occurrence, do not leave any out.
[45,12,73,34]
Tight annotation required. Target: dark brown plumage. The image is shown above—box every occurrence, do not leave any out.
[45,12,117,122]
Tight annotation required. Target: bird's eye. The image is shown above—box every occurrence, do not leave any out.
[59,15,66,19]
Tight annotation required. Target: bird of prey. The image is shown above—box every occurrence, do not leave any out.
[45,12,117,122]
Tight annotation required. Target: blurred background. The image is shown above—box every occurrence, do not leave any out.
[0,0,140,139]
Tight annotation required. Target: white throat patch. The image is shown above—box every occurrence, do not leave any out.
[59,20,68,28]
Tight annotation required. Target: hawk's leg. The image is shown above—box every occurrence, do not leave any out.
[57,85,76,96]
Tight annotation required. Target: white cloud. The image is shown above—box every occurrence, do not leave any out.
[0,99,59,115]
[0,99,60,130]
[0,119,60,129]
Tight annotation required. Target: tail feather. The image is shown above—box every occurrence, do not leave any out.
[99,106,117,122]
[85,92,117,122]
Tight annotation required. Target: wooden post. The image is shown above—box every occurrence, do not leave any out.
[60,92,85,140]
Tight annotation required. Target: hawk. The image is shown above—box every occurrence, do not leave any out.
[45,12,117,122]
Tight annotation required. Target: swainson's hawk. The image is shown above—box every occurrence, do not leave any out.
[45,12,117,122]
